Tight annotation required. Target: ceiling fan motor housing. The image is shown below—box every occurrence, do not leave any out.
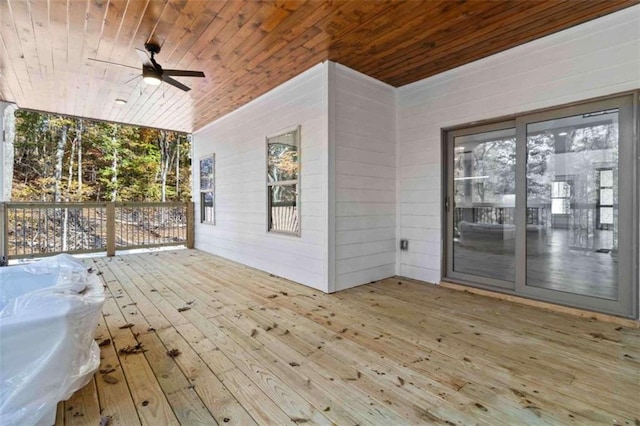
[144,43,161,55]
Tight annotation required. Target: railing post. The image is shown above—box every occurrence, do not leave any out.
[106,203,116,256]
[0,202,7,266]
[186,201,195,249]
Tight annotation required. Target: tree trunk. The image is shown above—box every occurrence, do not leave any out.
[175,136,180,198]
[111,144,118,202]
[77,119,83,196]
[158,131,172,203]
[54,125,67,202]
[67,133,75,198]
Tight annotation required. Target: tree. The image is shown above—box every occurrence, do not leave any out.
[11,110,192,203]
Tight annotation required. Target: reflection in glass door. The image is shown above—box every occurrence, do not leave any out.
[525,110,619,299]
[450,127,516,287]
[445,95,636,318]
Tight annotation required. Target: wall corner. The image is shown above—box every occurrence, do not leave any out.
[326,61,337,293]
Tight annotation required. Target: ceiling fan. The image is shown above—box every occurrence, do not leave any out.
[89,43,205,92]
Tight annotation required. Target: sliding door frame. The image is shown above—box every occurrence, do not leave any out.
[442,92,638,318]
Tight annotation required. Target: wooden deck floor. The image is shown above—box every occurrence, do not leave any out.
[56,249,640,425]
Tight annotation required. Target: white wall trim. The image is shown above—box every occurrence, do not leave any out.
[326,61,337,292]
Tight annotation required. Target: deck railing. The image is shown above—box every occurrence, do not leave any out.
[0,201,194,263]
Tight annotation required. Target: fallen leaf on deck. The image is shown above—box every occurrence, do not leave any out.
[102,375,118,384]
[267,294,278,299]
[279,291,288,296]
[178,306,191,312]
[324,407,330,412]
[474,403,488,412]
[166,349,181,358]
[100,368,116,375]
[118,343,146,355]
[289,361,300,367]
[398,377,405,386]
[98,339,111,347]
[118,323,134,329]
[525,405,542,417]
[251,329,258,337]
[510,388,526,398]
[99,415,112,426]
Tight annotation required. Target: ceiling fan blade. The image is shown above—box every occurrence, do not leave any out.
[135,48,153,67]
[88,57,139,70]
[163,69,205,78]
[124,74,141,85]
[162,75,191,92]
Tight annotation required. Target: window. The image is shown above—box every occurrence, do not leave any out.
[598,168,614,228]
[551,180,571,215]
[199,154,215,224]
[267,126,300,235]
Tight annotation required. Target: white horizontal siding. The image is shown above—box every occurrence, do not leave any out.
[396,5,640,285]
[333,63,397,291]
[192,63,329,291]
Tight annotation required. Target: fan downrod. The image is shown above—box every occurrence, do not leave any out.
[144,43,161,56]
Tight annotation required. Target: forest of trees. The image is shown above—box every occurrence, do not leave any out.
[12,110,191,203]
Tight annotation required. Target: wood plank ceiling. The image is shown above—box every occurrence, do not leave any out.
[0,0,636,133]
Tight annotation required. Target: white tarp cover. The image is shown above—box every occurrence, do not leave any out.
[0,254,105,425]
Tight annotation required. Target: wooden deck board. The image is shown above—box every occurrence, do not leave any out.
[54,249,640,425]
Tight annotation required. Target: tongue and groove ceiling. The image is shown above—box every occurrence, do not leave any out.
[0,0,636,133]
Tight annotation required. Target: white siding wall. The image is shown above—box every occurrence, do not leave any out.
[332,63,396,291]
[192,63,330,291]
[396,6,640,284]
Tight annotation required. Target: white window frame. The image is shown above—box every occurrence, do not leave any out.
[266,125,301,236]
[199,153,215,225]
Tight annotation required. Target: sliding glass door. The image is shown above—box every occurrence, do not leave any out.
[445,95,637,317]
[447,123,517,289]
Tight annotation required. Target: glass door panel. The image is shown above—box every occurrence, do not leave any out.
[445,94,636,318]
[525,109,619,300]
[451,127,516,286]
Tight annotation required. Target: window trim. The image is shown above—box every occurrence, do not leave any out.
[199,153,215,225]
[266,125,301,237]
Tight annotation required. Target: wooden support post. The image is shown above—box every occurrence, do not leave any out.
[106,203,116,256]
[186,202,195,249]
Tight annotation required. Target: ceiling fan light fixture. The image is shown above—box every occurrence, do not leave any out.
[115,98,127,105]
[143,75,162,86]
[142,67,162,86]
